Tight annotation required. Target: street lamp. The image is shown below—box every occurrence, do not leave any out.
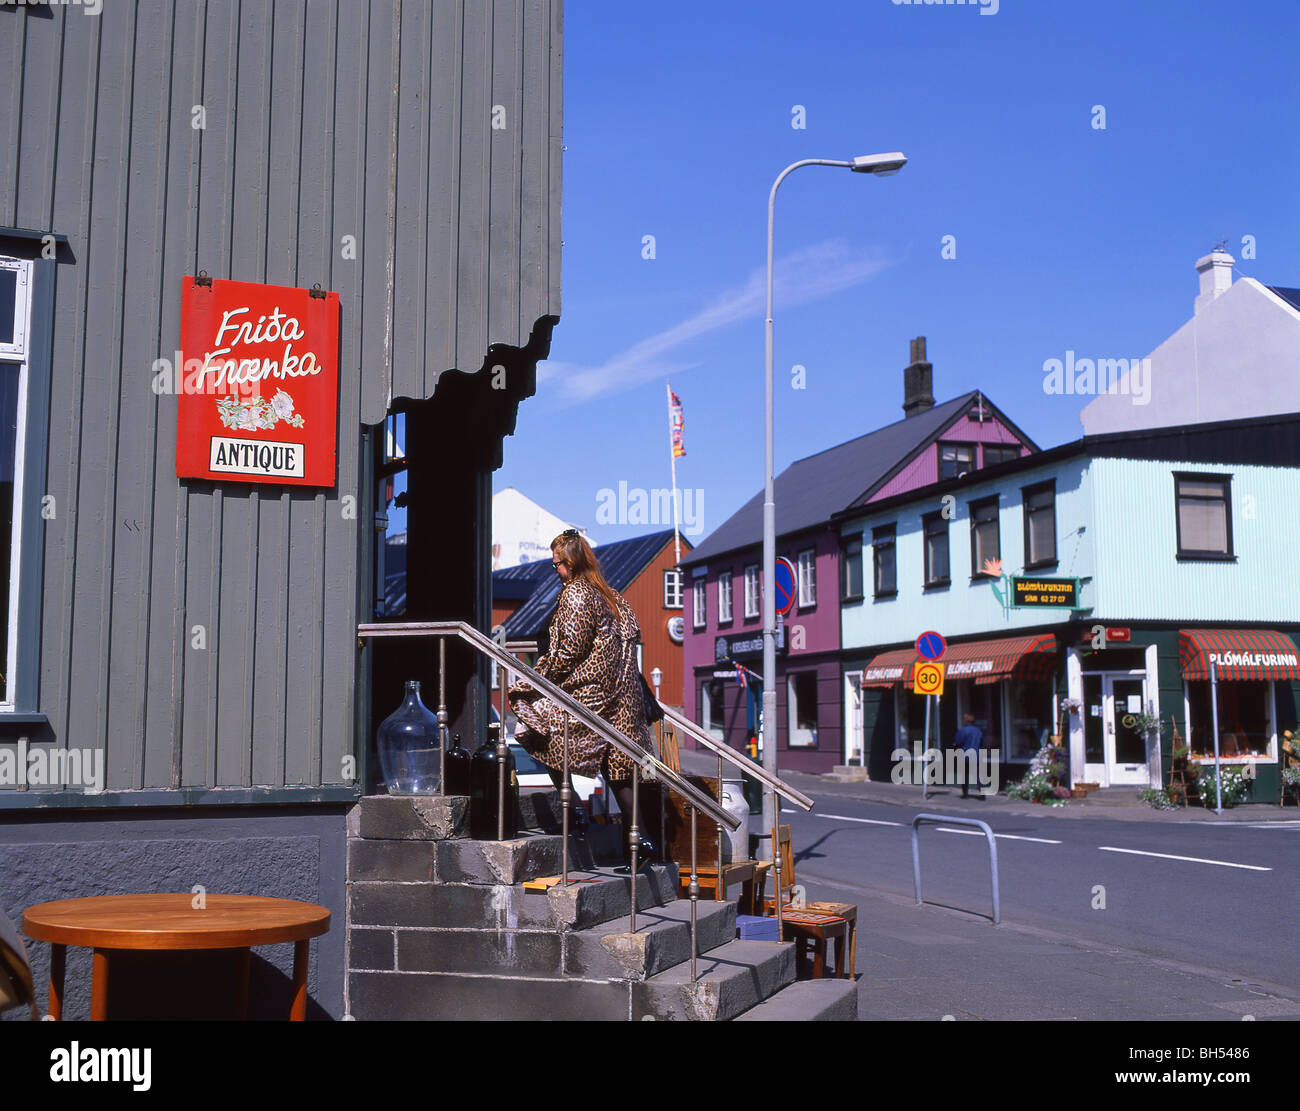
[759,152,907,866]
[650,666,662,704]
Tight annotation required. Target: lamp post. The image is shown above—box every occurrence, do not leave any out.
[650,666,662,704]
[759,152,907,866]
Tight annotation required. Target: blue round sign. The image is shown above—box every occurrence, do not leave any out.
[774,557,797,615]
[916,631,946,660]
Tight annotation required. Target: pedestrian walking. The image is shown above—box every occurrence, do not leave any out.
[954,712,984,798]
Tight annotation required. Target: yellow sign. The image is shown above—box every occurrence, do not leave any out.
[913,660,946,696]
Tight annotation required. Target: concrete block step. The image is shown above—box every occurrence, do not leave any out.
[436,833,594,884]
[348,969,631,1021]
[546,864,681,931]
[357,794,467,841]
[632,939,796,1021]
[564,899,737,981]
[733,977,860,1021]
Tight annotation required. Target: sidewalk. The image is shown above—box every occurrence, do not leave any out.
[676,748,1298,823]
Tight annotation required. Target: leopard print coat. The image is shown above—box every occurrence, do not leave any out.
[508,576,653,780]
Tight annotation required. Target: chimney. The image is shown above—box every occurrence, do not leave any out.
[1193,247,1234,315]
[902,336,934,417]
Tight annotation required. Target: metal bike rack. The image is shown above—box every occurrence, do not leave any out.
[910,814,1000,925]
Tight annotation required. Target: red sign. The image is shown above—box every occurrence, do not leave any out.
[1081,627,1130,643]
[177,277,340,486]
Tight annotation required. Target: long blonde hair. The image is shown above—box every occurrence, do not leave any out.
[551,530,622,617]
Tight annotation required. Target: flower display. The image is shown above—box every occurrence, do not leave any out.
[216,391,306,432]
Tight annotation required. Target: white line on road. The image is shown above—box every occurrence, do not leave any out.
[813,813,905,827]
[934,827,1061,844]
[1098,846,1271,871]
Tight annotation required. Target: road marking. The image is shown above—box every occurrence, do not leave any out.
[934,827,1061,844]
[814,813,905,827]
[1098,846,1271,871]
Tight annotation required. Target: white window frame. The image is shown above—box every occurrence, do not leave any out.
[797,548,816,608]
[743,564,760,619]
[0,256,32,712]
[717,571,733,624]
[1181,678,1278,766]
[662,568,683,609]
[692,579,706,629]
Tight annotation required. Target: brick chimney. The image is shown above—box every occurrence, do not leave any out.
[1193,247,1234,315]
[902,336,934,417]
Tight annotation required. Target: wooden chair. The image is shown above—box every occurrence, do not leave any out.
[761,825,857,979]
[664,773,760,910]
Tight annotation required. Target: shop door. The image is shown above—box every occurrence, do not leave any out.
[844,672,864,766]
[1104,675,1150,786]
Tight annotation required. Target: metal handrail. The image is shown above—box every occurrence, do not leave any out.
[910,814,1001,924]
[657,703,814,811]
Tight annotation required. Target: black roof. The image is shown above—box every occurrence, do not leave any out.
[683,391,1036,565]
[1268,286,1300,313]
[496,528,688,639]
[492,559,554,601]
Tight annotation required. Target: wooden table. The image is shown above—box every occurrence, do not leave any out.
[22,894,330,1021]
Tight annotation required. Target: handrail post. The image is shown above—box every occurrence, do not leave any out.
[630,762,640,934]
[715,752,723,904]
[910,814,1000,924]
[498,655,508,840]
[561,711,571,887]
[772,824,784,943]
[437,637,448,792]
[689,805,698,983]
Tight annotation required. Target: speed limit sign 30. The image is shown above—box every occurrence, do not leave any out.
[913,661,946,696]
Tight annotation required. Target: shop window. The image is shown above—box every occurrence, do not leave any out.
[1174,473,1233,559]
[938,442,975,480]
[663,569,683,609]
[1186,679,1272,759]
[873,524,896,597]
[969,496,1000,578]
[787,671,818,748]
[797,549,816,608]
[375,411,408,617]
[922,511,949,588]
[1008,680,1052,762]
[840,536,863,602]
[717,571,733,624]
[982,444,1020,468]
[700,679,726,741]
[0,256,32,709]
[692,579,706,629]
[743,564,760,619]
[1023,480,1057,568]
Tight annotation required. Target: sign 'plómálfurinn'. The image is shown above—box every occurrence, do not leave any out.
[177,277,340,486]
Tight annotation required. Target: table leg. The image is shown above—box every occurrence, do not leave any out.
[236,948,251,1020]
[91,949,109,1021]
[47,943,66,1020]
[794,937,806,980]
[290,939,309,1021]
[834,932,845,979]
[740,877,755,916]
[848,920,856,979]
[812,937,826,979]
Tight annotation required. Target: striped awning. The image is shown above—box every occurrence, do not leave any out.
[863,633,1057,688]
[1178,629,1300,681]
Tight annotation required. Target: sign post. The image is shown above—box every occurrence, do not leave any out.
[913,635,946,800]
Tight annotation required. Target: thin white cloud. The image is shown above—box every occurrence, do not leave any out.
[538,239,893,406]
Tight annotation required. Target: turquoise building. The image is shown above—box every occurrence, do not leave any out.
[837,414,1300,803]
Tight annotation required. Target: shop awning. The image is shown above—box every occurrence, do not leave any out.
[862,633,1057,688]
[1178,629,1300,681]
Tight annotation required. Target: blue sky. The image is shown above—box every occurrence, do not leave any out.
[493,0,1300,547]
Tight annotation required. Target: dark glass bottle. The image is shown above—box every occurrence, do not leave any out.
[470,723,518,839]
[444,732,471,797]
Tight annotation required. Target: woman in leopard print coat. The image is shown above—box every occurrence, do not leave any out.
[508,531,655,829]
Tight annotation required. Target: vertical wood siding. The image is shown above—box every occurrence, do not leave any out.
[0,0,562,793]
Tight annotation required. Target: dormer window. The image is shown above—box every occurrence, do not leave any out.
[938,442,975,480]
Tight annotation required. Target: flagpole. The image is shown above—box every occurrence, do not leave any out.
[667,381,682,566]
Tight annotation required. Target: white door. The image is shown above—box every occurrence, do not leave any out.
[844,672,864,766]
[1104,674,1150,786]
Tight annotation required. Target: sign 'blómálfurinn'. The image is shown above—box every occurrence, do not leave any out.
[177,277,340,486]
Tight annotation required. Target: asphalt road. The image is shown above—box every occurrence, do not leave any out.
[780,793,1300,994]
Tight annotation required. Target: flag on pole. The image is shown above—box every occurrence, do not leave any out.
[669,388,685,458]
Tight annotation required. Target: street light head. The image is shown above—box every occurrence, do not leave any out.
[850,152,908,176]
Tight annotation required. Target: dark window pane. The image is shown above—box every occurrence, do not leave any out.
[924,515,948,583]
[0,269,16,346]
[1178,498,1228,551]
[983,444,1020,467]
[841,538,863,599]
[873,526,895,595]
[0,364,19,702]
[938,443,974,480]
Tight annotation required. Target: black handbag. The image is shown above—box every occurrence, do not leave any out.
[640,672,665,723]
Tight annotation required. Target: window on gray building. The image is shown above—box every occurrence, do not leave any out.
[1023,480,1057,568]
[969,496,1000,577]
[0,257,30,707]
[873,524,896,597]
[923,512,949,587]
[1174,473,1233,559]
[840,536,863,601]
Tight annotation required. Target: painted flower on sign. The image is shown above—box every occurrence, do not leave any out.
[216,392,307,432]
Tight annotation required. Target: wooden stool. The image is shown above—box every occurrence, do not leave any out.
[779,909,848,979]
[803,901,856,978]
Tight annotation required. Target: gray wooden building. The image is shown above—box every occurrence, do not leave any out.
[0,0,562,1019]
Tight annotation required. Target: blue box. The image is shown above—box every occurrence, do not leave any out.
[735,914,779,941]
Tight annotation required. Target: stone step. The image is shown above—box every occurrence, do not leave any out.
[732,977,860,1021]
[547,864,681,931]
[357,794,467,841]
[632,939,796,1021]
[349,831,597,885]
[348,969,633,1021]
[564,899,737,981]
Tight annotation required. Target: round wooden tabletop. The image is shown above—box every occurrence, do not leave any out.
[23,894,331,951]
